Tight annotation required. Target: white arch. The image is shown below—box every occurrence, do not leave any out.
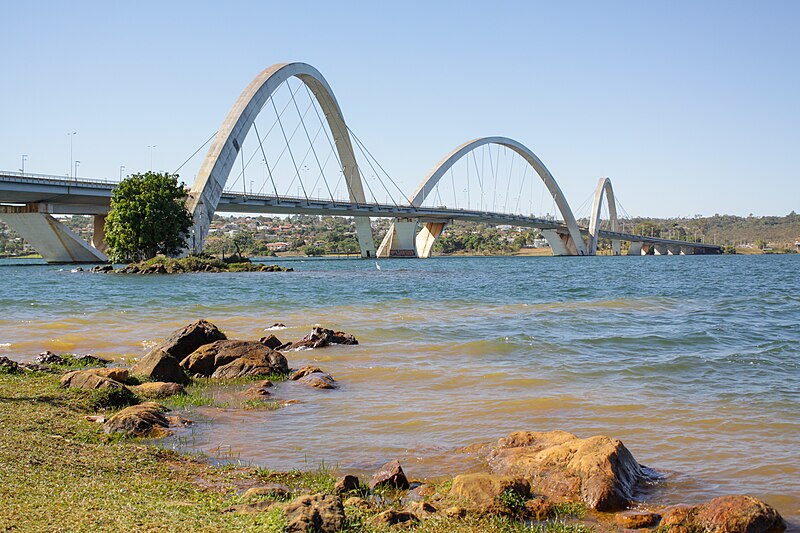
[588,177,620,255]
[408,137,587,255]
[186,62,375,256]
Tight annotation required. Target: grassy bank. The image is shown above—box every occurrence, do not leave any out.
[0,371,600,532]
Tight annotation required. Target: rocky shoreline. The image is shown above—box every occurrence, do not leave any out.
[0,319,789,533]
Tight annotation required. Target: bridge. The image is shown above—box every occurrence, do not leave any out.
[0,62,721,262]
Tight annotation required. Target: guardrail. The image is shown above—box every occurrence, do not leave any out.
[0,170,119,186]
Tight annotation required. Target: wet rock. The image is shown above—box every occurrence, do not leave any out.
[91,367,129,382]
[285,326,359,350]
[371,510,419,527]
[406,501,437,517]
[0,356,21,374]
[151,319,227,361]
[242,484,292,500]
[660,495,785,533]
[132,349,189,385]
[34,351,66,365]
[210,345,289,379]
[290,365,325,380]
[222,501,278,514]
[449,472,530,515]
[182,340,287,378]
[241,385,272,398]
[18,362,53,373]
[487,430,643,511]
[343,496,371,510]
[132,381,185,397]
[259,334,284,350]
[283,493,345,533]
[268,323,287,329]
[616,510,661,529]
[259,264,293,272]
[334,475,361,495]
[298,373,337,389]
[369,459,410,490]
[103,402,170,437]
[60,370,127,390]
[91,264,113,273]
[165,414,192,427]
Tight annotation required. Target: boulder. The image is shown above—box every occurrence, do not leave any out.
[151,319,227,361]
[72,355,111,366]
[103,402,170,437]
[0,356,21,374]
[182,340,287,378]
[406,501,437,517]
[487,430,643,511]
[210,345,289,379]
[290,365,325,380]
[369,459,410,490]
[333,475,361,495]
[285,326,359,350]
[34,351,66,365]
[259,334,284,350]
[371,510,419,528]
[343,496,371,510]
[132,382,185,397]
[91,367,129,382]
[660,495,785,533]
[60,370,126,390]
[449,472,531,515]
[132,349,189,385]
[298,373,337,389]
[283,493,345,533]
[616,510,661,529]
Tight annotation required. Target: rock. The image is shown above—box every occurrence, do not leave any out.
[371,510,419,527]
[343,496,371,510]
[406,501,437,517]
[283,493,345,533]
[259,334,284,350]
[449,472,531,515]
[222,501,277,514]
[92,264,113,273]
[91,367,129,382]
[84,415,106,424]
[369,459,410,490]
[267,323,287,329]
[241,385,272,398]
[60,370,126,390]
[151,319,227,361]
[18,362,53,373]
[298,373,337,389]
[333,475,361,495]
[103,402,170,437]
[132,349,189,385]
[290,365,325,380]
[242,484,292,500]
[616,510,661,529]
[132,382,185,397]
[72,355,111,366]
[285,326,359,350]
[181,340,287,378]
[0,356,21,374]
[210,345,289,379]
[487,430,643,511]
[444,506,467,518]
[525,497,553,520]
[165,415,192,427]
[34,351,66,365]
[660,495,785,533]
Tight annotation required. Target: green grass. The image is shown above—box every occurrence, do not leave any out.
[550,502,588,519]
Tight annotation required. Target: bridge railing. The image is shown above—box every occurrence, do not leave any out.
[0,170,120,186]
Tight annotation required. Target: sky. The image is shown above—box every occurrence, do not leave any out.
[1,0,798,218]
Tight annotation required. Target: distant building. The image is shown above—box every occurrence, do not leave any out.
[266,242,289,252]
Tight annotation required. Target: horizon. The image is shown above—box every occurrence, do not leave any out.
[1,1,797,219]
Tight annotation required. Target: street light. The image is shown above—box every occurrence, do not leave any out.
[74,160,81,179]
[67,132,77,178]
[20,155,27,176]
[250,180,254,196]
[119,165,126,180]
[147,145,157,170]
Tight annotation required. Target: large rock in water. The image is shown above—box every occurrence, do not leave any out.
[660,495,786,533]
[103,402,170,437]
[209,344,288,379]
[151,319,227,361]
[181,340,284,377]
[284,326,358,350]
[283,493,345,533]
[486,430,643,511]
[132,349,189,385]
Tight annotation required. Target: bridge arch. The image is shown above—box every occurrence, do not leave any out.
[408,136,587,256]
[588,177,620,256]
[186,62,375,256]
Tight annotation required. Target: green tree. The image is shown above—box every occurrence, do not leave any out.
[104,172,193,262]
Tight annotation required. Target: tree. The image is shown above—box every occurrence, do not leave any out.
[104,172,193,262]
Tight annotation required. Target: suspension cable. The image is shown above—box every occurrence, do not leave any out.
[172,130,218,175]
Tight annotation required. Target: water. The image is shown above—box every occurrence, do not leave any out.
[1,255,798,524]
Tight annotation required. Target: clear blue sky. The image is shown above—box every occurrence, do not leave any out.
[1,0,797,217]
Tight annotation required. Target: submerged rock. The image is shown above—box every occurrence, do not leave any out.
[660,495,785,533]
[449,472,530,515]
[369,459,410,490]
[284,326,358,350]
[298,373,336,389]
[103,402,170,437]
[616,510,661,529]
[132,349,189,385]
[283,493,345,533]
[182,340,287,378]
[487,430,644,511]
[259,334,284,350]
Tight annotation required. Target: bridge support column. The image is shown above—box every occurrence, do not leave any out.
[353,216,376,258]
[541,229,580,256]
[627,242,643,255]
[653,244,668,255]
[376,218,418,258]
[667,245,681,255]
[416,221,448,259]
[0,206,108,263]
[92,215,108,254]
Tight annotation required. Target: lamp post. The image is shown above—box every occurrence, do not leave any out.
[74,160,80,180]
[250,180,254,196]
[119,165,126,181]
[20,155,27,176]
[67,132,77,178]
[147,145,157,171]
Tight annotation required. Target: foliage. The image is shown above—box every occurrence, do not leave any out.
[88,386,140,411]
[104,172,193,262]
[550,501,588,519]
[497,487,528,516]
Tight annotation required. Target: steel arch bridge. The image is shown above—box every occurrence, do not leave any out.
[0,62,721,262]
